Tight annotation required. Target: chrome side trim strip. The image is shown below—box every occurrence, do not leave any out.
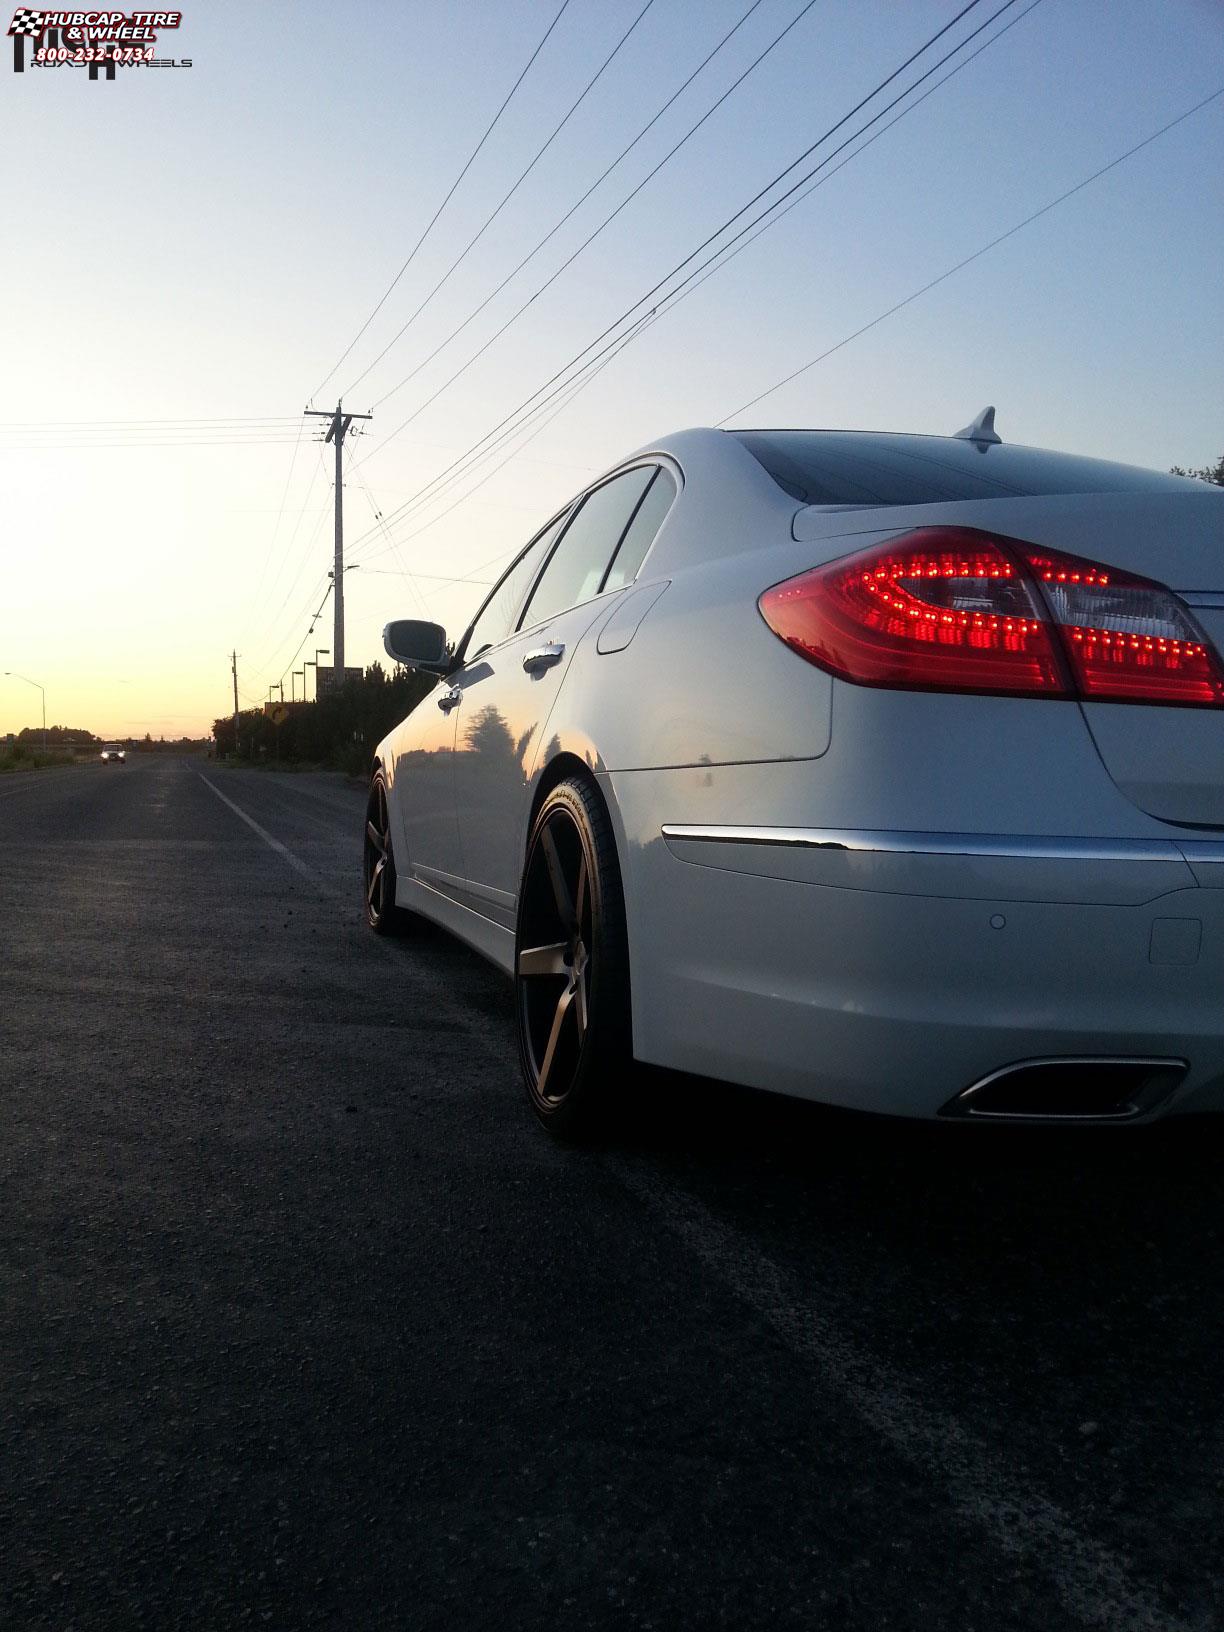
[1180,841,1224,868]
[1183,592,1224,609]
[659,825,1213,864]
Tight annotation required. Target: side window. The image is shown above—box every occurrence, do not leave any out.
[461,513,567,662]
[601,468,677,593]
[518,467,655,630]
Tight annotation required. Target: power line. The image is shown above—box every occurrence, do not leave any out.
[717,83,1224,424]
[302,402,373,675]
[246,469,333,675]
[244,416,309,639]
[352,309,652,573]
[244,437,368,685]
[312,0,574,400]
[346,0,768,416]
[340,0,660,400]
[592,0,1050,391]
[347,449,432,619]
[257,449,329,624]
[349,0,990,511]
[0,415,304,427]
[357,568,496,584]
[244,570,331,686]
[0,435,307,450]
[276,582,336,692]
[350,59,1215,628]
[348,332,638,565]
[359,0,819,423]
[346,0,1002,550]
[357,0,816,427]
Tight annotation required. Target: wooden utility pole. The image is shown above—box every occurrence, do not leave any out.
[230,650,240,757]
[304,402,372,680]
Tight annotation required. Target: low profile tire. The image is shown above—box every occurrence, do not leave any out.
[515,775,633,1138]
[363,770,413,936]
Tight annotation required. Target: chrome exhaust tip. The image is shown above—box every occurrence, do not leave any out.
[941,1057,1188,1122]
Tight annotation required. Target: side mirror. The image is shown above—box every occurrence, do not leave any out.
[383,619,450,674]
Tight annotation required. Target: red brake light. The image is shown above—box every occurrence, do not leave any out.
[758,530,1068,697]
[1022,548,1224,705]
[759,528,1224,708]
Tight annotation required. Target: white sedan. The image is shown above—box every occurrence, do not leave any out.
[366,416,1224,1136]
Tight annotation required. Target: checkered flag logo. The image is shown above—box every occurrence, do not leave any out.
[8,8,44,36]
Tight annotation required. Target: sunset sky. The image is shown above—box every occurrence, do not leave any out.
[2,0,1221,738]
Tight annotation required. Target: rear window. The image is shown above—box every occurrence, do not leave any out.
[732,430,1196,507]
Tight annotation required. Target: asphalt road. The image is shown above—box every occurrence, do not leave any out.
[2,755,1222,1632]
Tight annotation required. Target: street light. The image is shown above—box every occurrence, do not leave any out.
[313,647,330,700]
[292,669,305,702]
[4,671,46,754]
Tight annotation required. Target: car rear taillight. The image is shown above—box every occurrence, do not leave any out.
[759,527,1224,708]
[1022,550,1224,705]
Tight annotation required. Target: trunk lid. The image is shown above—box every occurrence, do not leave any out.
[1028,493,1224,827]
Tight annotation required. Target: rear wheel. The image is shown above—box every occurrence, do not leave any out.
[515,776,633,1138]
[363,770,413,935]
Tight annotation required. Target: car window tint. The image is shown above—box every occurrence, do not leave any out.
[732,430,1197,505]
[519,467,656,628]
[463,515,566,660]
[602,468,677,592]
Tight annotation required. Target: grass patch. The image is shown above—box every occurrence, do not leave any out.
[0,751,82,774]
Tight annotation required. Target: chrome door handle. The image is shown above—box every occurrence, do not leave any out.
[437,686,461,712]
[522,643,565,674]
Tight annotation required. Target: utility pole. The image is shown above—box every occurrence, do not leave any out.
[230,650,240,759]
[304,401,372,681]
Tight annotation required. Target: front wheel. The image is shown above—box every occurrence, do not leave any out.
[515,776,634,1138]
[363,770,413,935]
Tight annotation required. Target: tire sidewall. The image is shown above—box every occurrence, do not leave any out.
[515,776,630,1134]
[364,771,398,934]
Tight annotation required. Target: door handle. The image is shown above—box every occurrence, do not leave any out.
[522,643,565,674]
[437,686,461,712]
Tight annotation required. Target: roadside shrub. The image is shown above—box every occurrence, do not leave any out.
[213,663,435,773]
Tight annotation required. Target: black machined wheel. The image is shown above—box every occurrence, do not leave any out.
[515,776,633,1137]
[363,770,411,935]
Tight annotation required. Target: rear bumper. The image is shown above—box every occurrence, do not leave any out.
[615,810,1224,1121]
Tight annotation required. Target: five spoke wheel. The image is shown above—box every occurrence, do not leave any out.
[515,776,632,1135]
[518,817,593,1106]
[364,771,410,935]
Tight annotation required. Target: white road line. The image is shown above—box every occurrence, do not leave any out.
[197,773,315,880]
[614,1167,1201,1632]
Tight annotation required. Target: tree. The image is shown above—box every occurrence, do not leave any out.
[1171,453,1224,486]
[17,725,94,746]
[211,663,434,772]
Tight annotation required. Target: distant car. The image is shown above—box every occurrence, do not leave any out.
[99,744,126,763]
[365,417,1224,1136]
